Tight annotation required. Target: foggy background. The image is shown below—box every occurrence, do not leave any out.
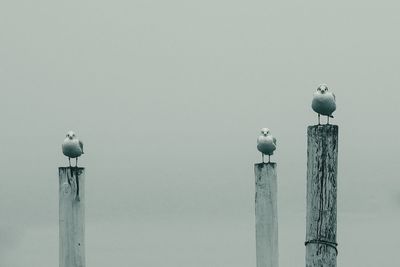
[1,0,400,266]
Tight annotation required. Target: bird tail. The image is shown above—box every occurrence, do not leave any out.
[329,115,334,118]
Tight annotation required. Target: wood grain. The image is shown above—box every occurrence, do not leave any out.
[306,125,338,267]
[59,167,85,267]
[255,163,278,267]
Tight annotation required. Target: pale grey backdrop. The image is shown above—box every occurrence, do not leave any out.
[1,0,400,266]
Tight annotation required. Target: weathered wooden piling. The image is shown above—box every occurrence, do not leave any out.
[254,163,278,267]
[59,167,85,267]
[305,125,338,267]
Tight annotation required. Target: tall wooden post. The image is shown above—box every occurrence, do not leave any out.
[59,167,85,267]
[305,125,338,267]
[254,163,278,267]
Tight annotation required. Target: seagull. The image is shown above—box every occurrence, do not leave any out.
[312,84,336,125]
[62,130,84,167]
[257,128,277,163]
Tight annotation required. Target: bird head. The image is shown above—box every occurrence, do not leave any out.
[317,84,329,94]
[261,128,270,136]
[66,131,76,140]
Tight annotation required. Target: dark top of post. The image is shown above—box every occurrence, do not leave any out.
[308,124,338,137]
[254,162,277,168]
[59,167,85,175]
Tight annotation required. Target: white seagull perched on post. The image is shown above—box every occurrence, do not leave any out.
[257,128,277,163]
[62,130,84,167]
[312,84,336,125]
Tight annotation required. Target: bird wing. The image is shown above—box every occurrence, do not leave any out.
[79,140,84,153]
[273,137,277,145]
[257,135,262,144]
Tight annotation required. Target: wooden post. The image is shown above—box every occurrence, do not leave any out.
[59,167,85,267]
[254,163,278,267]
[305,125,338,267]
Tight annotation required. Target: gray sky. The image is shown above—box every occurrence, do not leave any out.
[1,0,400,266]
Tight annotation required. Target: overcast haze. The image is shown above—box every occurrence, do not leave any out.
[1,0,400,266]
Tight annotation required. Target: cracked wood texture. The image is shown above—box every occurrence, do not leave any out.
[306,125,338,267]
[255,163,278,267]
[59,167,85,267]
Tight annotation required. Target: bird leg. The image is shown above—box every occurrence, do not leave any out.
[75,157,78,168]
[318,114,321,125]
[68,157,71,168]
[327,116,330,125]
[262,154,264,163]
[268,155,271,163]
